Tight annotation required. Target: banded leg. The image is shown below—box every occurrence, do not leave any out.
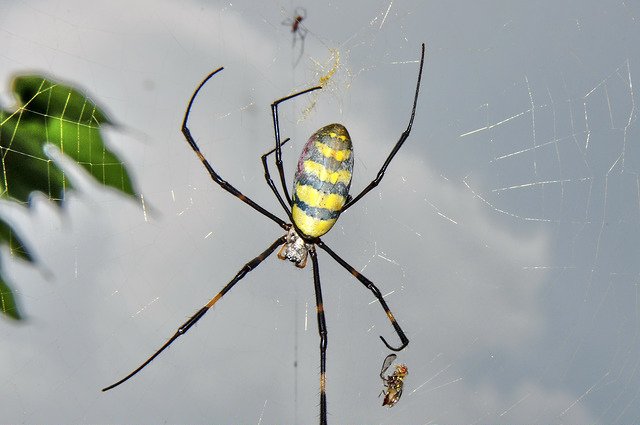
[316,240,409,351]
[309,248,328,425]
[270,85,322,206]
[182,67,288,230]
[342,43,425,212]
[102,236,286,392]
[261,137,293,220]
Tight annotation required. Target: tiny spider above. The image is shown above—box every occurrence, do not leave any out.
[282,6,309,67]
[102,43,425,425]
[282,6,308,45]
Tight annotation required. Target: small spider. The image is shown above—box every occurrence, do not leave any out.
[102,44,425,425]
[291,10,305,34]
[380,353,408,407]
[283,7,307,40]
[282,7,308,67]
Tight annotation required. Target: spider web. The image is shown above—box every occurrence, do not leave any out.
[0,1,639,424]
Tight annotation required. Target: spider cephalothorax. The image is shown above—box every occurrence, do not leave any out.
[278,226,313,268]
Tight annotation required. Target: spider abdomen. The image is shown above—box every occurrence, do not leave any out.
[291,123,353,238]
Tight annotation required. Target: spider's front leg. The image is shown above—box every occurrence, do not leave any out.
[341,43,425,213]
[261,137,293,220]
[181,67,288,230]
[270,85,322,206]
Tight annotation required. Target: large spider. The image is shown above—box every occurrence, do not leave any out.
[103,43,425,424]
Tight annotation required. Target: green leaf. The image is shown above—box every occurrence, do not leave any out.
[12,75,110,127]
[0,74,137,320]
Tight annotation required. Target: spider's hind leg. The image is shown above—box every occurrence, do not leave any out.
[101,236,286,392]
[309,247,328,425]
[317,240,409,352]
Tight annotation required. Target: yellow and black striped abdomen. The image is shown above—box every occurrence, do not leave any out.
[292,123,353,238]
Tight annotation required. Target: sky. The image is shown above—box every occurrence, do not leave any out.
[0,0,639,423]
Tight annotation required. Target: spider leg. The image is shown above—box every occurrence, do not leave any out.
[293,28,307,68]
[316,240,409,352]
[341,43,425,212]
[271,85,322,206]
[261,137,293,219]
[102,236,286,392]
[181,67,288,231]
[309,247,328,425]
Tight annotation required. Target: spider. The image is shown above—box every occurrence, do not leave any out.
[281,7,309,67]
[282,7,308,44]
[102,43,425,425]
